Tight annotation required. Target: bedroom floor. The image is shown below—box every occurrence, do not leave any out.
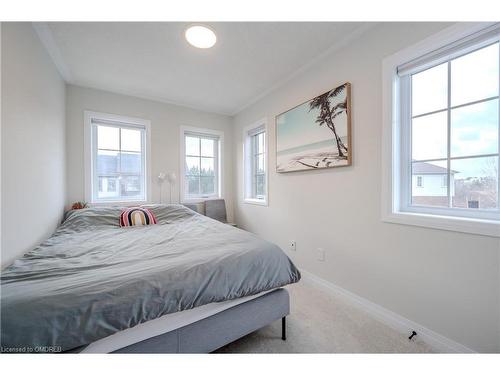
[215,278,435,353]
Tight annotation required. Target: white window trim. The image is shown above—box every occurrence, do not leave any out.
[179,125,224,203]
[84,111,152,206]
[243,119,269,206]
[382,22,500,238]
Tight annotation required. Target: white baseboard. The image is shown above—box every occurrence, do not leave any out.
[300,269,476,353]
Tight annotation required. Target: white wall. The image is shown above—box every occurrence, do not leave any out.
[232,23,500,352]
[65,85,234,221]
[1,23,66,268]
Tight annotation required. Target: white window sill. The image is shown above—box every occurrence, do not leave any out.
[182,196,222,204]
[244,198,268,206]
[89,200,149,207]
[382,211,500,238]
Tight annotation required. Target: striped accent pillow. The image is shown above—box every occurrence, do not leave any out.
[120,207,157,227]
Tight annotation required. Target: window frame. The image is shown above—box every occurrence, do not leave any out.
[179,126,224,203]
[84,111,151,205]
[243,119,268,206]
[399,44,500,221]
[382,23,500,237]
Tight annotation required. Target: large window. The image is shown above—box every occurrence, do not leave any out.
[181,127,222,200]
[85,112,150,204]
[244,120,267,205]
[406,42,499,213]
[382,23,500,236]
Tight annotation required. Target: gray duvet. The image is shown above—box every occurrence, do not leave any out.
[0,205,300,352]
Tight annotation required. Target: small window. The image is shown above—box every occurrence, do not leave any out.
[416,176,423,187]
[181,127,222,201]
[85,112,150,204]
[468,200,480,209]
[244,120,268,205]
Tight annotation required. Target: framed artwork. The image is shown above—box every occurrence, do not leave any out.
[276,82,351,172]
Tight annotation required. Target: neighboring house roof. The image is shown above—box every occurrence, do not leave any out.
[413,161,457,175]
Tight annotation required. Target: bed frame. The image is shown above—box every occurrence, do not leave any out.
[111,288,289,353]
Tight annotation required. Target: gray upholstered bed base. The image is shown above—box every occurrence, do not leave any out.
[112,288,290,353]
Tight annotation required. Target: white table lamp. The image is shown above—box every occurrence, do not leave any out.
[166,172,176,203]
[158,172,167,204]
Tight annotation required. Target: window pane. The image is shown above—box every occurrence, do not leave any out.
[97,150,119,174]
[451,157,498,209]
[412,160,449,207]
[257,154,265,173]
[121,128,141,152]
[201,138,215,157]
[186,136,200,156]
[252,134,259,155]
[250,134,255,154]
[259,132,265,153]
[412,111,448,161]
[451,43,499,107]
[201,176,215,195]
[120,175,142,198]
[97,176,119,199]
[186,176,200,196]
[254,132,264,154]
[184,133,219,199]
[97,125,119,150]
[412,63,448,116]
[120,152,142,174]
[451,99,499,158]
[186,156,200,176]
[255,174,265,197]
[201,157,215,176]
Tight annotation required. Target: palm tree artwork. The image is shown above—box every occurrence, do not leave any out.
[309,85,349,159]
[276,82,351,172]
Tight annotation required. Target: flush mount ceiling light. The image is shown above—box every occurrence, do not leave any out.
[185,25,217,49]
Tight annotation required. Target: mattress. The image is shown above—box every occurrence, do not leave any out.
[82,289,276,353]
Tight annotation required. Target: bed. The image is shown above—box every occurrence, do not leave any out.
[0,204,300,353]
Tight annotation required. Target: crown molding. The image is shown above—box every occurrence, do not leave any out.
[68,81,234,117]
[229,22,378,116]
[32,22,377,117]
[32,22,74,83]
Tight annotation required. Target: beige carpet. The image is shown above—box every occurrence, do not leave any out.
[215,278,435,353]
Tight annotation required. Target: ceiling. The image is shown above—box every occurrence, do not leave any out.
[38,22,368,115]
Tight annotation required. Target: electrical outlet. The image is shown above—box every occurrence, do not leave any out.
[317,247,325,261]
[289,241,296,251]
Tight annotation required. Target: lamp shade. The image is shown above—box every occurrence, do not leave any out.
[157,172,166,183]
[166,172,177,184]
